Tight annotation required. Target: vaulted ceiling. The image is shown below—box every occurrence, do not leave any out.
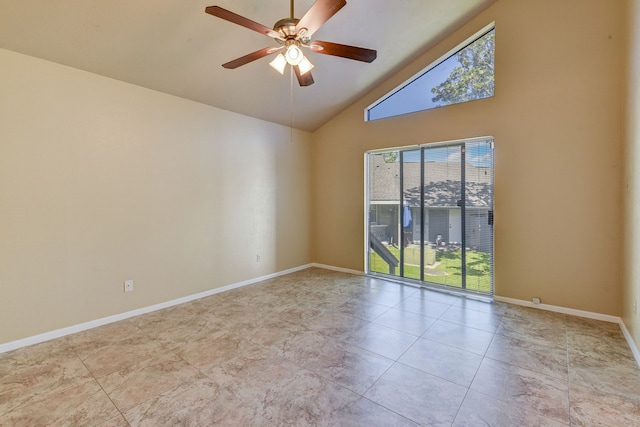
[0,0,496,131]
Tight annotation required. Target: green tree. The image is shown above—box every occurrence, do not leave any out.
[431,30,495,105]
[382,152,398,163]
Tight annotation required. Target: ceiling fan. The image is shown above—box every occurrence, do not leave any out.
[204,0,377,87]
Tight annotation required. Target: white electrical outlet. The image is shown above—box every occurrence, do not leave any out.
[532,297,541,305]
[256,254,261,262]
[124,280,134,293]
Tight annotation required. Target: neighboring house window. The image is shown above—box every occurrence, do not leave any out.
[365,23,495,121]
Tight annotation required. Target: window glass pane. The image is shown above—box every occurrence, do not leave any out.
[463,140,494,293]
[423,145,463,288]
[368,152,401,277]
[367,29,494,121]
[401,150,422,280]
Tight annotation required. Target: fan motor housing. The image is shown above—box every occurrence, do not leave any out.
[274,18,300,39]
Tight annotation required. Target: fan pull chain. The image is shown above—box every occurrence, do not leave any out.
[290,64,294,141]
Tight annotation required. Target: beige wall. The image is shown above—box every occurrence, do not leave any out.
[0,49,312,345]
[624,0,640,348]
[0,0,632,346]
[312,0,625,315]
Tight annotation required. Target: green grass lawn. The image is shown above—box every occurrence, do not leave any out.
[369,245,492,293]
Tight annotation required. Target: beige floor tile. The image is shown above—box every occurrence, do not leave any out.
[305,311,369,338]
[440,304,503,332]
[74,334,167,378]
[333,397,420,426]
[95,414,130,426]
[0,342,93,416]
[371,307,438,336]
[399,338,483,387]
[394,296,452,318]
[495,317,567,349]
[332,298,391,321]
[422,319,494,355]
[569,351,640,402]
[453,389,568,426]
[259,372,361,426]
[133,309,228,350]
[0,339,71,376]
[364,363,467,426]
[124,376,271,426]
[567,328,637,368]
[570,383,640,426]
[299,342,394,394]
[565,315,622,335]
[345,323,419,360]
[453,297,508,314]
[486,332,568,380]
[65,319,142,352]
[502,305,566,325]
[0,379,119,426]
[471,358,570,424]
[97,353,201,412]
[366,278,420,296]
[359,287,410,307]
[175,329,258,374]
[412,288,464,305]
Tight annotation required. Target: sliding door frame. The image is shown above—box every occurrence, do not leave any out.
[365,136,494,296]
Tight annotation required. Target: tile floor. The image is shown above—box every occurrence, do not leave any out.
[1,268,640,426]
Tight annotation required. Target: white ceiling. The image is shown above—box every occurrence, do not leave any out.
[0,0,496,131]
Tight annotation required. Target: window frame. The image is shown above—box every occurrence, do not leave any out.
[364,22,495,122]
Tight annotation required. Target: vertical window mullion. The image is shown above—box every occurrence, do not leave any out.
[460,145,467,289]
[399,151,405,278]
[420,148,425,282]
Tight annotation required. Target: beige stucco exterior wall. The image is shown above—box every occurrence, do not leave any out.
[0,49,312,345]
[312,0,625,316]
[624,0,640,350]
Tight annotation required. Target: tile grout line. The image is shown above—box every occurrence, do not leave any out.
[69,343,132,426]
[565,319,574,427]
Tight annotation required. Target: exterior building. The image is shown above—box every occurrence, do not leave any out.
[368,153,492,251]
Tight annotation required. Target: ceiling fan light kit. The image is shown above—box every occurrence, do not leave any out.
[269,53,287,75]
[285,44,304,66]
[205,0,377,86]
[297,56,315,75]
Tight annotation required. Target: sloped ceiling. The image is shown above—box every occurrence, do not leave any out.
[0,0,496,131]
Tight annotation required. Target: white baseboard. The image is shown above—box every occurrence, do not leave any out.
[0,263,313,354]
[620,321,640,368]
[311,263,364,276]
[493,295,621,323]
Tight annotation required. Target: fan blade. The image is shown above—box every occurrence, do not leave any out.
[294,66,315,87]
[295,0,346,38]
[310,40,377,62]
[222,47,282,69]
[205,6,282,40]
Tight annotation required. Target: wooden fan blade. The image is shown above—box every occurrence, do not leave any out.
[294,65,315,87]
[222,47,281,69]
[310,40,377,62]
[205,6,282,40]
[295,0,346,38]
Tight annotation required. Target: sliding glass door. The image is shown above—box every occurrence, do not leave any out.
[366,138,494,295]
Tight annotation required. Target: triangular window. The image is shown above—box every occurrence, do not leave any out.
[366,24,495,121]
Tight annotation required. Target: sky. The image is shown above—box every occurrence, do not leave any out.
[367,53,458,120]
[367,29,495,122]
